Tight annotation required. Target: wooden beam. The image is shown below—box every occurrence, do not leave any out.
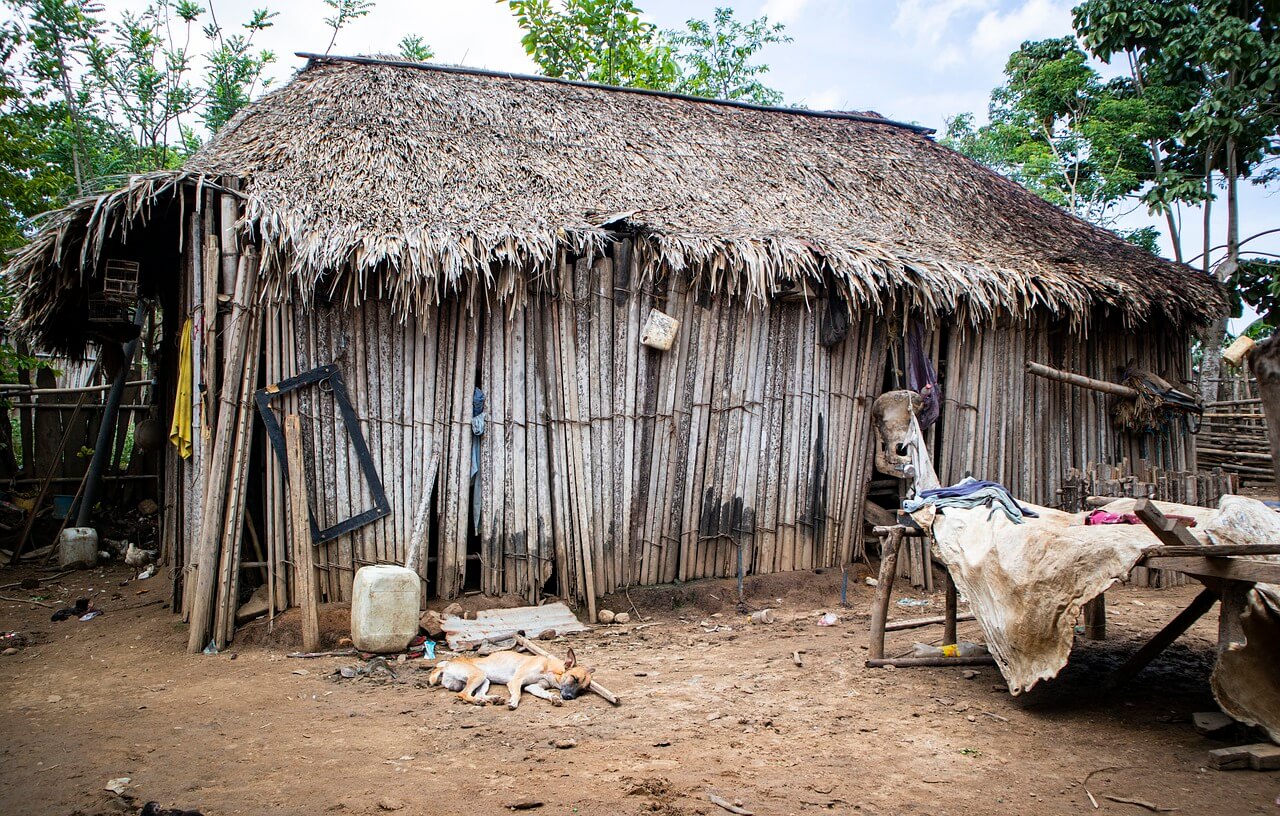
[1026,361,1139,399]
[1109,588,1218,688]
[1144,543,1280,557]
[1142,556,1280,585]
[1133,498,1201,548]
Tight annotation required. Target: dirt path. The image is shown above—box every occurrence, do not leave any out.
[0,566,1275,815]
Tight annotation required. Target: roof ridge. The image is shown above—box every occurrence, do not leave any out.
[295,52,936,136]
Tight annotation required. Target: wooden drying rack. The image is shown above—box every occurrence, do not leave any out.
[865,502,1280,679]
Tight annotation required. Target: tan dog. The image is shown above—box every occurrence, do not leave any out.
[427,647,595,710]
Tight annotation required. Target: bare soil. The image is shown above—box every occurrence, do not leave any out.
[1,564,1277,816]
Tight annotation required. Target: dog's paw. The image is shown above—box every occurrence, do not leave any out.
[507,701,519,710]
[550,696,564,707]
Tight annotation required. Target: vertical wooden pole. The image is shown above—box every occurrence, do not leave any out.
[1083,593,1107,641]
[867,528,903,661]
[944,573,959,645]
[286,414,320,652]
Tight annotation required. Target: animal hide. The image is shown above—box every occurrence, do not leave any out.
[922,493,1280,734]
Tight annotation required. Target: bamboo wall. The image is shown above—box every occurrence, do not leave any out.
[934,317,1196,507]
[253,243,887,608]
[165,188,1200,641]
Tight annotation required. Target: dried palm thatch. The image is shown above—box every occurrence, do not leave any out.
[7,54,1223,352]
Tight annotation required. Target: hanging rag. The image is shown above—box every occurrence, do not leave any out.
[168,317,194,459]
[903,477,1038,524]
[902,411,940,497]
[906,321,941,430]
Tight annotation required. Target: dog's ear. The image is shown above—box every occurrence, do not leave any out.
[564,647,577,669]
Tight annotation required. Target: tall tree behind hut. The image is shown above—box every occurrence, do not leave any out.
[1074,0,1280,397]
[502,0,790,102]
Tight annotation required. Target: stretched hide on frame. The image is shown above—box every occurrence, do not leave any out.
[925,494,1280,737]
[923,501,1193,694]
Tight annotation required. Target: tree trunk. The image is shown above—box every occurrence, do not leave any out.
[1200,150,1224,401]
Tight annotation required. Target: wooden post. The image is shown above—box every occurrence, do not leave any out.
[943,573,958,645]
[286,414,321,652]
[867,527,903,662]
[1083,594,1107,641]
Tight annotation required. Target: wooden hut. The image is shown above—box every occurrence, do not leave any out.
[5,54,1223,648]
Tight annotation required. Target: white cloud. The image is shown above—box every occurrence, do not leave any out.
[761,0,812,25]
[970,0,1074,56]
[799,87,844,111]
[891,0,990,48]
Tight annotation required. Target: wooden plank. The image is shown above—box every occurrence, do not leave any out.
[286,414,321,652]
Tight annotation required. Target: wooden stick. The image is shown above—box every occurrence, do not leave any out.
[513,634,620,706]
[866,656,997,668]
[885,613,976,632]
[1025,361,1139,399]
[286,414,321,653]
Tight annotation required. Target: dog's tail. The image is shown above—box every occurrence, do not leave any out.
[426,661,450,686]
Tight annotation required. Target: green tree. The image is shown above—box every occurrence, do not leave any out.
[667,7,789,105]
[84,1,203,173]
[323,0,375,55]
[943,38,1170,233]
[398,35,434,62]
[503,0,679,89]
[1074,0,1280,382]
[200,5,276,133]
[8,0,103,194]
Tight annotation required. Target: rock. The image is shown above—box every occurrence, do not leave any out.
[442,602,463,618]
[551,737,577,749]
[104,777,130,795]
[1207,743,1280,770]
[137,499,160,516]
[2,647,17,656]
[1192,711,1236,737]
[19,577,40,590]
[377,797,405,811]
[235,584,271,625]
[707,711,722,721]
[614,612,631,624]
[962,670,979,680]
[597,609,615,624]
[538,629,558,640]
[419,610,444,637]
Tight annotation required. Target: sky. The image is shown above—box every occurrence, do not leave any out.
[35,0,1280,307]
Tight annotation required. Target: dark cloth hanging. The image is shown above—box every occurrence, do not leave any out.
[906,321,940,429]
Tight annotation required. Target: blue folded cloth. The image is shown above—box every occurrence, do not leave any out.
[902,477,1039,524]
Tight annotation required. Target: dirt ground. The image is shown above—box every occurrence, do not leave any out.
[1,564,1277,816]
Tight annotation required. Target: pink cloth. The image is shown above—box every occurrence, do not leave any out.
[1085,510,1197,527]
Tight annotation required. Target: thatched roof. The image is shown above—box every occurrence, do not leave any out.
[8,53,1222,345]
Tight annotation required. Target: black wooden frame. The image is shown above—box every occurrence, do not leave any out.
[255,364,391,544]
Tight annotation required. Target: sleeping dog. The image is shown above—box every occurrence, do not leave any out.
[427,647,595,710]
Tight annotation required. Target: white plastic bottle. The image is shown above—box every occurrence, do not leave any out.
[350,565,421,653]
